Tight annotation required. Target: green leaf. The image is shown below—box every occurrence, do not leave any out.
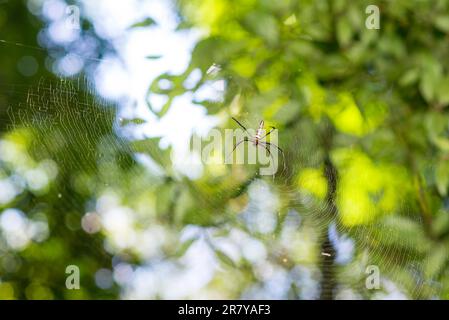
[435,161,449,196]
[435,15,449,33]
[175,20,194,31]
[336,18,353,47]
[145,72,190,117]
[436,78,449,106]
[175,238,197,257]
[243,12,279,46]
[424,245,448,278]
[145,55,162,60]
[119,118,146,126]
[131,137,171,170]
[156,184,175,215]
[193,99,223,114]
[399,69,419,87]
[374,216,429,253]
[129,17,157,29]
[420,73,436,103]
[431,210,449,238]
[215,249,236,268]
[419,59,443,103]
[425,113,449,151]
[189,37,238,72]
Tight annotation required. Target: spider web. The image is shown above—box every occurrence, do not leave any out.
[0,58,440,300]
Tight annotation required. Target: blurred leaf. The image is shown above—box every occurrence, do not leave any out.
[156,183,176,215]
[436,161,449,196]
[145,55,162,60]
[435,15,449,33]
[175,238,197,257]
[243,11,279,46]
[336,18,353,47]
[420,73,436,103]
[420,59,443,103]
[193,99,223,114]
[129,17,157,28]
[214,249,236,268]
[371,216,429,253]
[399,69,420,87]
[436,78,449,106]
[120,118,146,126]
[424,245,448,278]
[431,210,449,238]
[131,137,171,170]
[176,20,194,31]
[297,167,328,199]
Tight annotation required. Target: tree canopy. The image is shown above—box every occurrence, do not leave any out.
[1,0,449,299]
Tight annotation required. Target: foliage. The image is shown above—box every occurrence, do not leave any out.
[1,0,449,299]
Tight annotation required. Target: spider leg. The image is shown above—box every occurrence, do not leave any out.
[227,136,249,163]
[259,143,276,179]
[261,141,286,170]
[231,117,253,137]
[262,141,284,155]
[260,126,276,140]
[260,143,275,163]
[231,136,249,153]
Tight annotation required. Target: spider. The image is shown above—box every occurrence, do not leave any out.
[230,117,284,166]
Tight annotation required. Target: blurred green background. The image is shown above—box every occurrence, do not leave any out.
[1,0,449,299]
